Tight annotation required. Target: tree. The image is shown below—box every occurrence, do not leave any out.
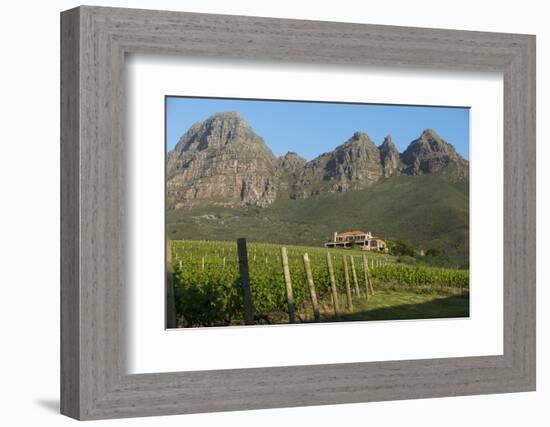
[388,239,415,257]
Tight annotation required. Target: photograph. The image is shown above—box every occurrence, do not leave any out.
[165,97,470,328]
[52,4,537,421]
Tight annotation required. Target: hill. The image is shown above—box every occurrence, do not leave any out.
[167,170,469,267]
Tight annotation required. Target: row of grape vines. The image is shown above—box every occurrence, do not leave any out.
[170,240,469,327]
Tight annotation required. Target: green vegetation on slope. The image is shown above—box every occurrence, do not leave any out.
[167,171,469,268]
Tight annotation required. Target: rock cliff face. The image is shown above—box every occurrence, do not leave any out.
[166,112,278,209]
[278,152,306,175]
[378,135,401,177]
[166,112,469,209]
[291,132,383,198]
[400,129,468,177]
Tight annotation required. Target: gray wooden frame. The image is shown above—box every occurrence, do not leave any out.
[60,5,536,421]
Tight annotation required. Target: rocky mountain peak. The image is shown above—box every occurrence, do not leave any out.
[380,135,395,148]
[353,131,369,139]
[173,111,263,154]
[407,128,458,155]
[210,110,242,120]
[279,151,307,174]
[421,128,438,137]
[291,131,383,198]
[332,132,381,174]
[166,112,278,209]
[340,131,376,148]
[202,111,248,132]
[401,129,467,176]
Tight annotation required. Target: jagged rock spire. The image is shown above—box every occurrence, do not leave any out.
[379,135,400,177]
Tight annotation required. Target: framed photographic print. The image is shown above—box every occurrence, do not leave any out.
[61,5,536,420]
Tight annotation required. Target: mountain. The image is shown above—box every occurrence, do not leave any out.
[401,128,468,178]
[167,112,468,209]
[166,112,279,209]
[278,151,306,174]
[166,112,470,266]
[291,132,384,198]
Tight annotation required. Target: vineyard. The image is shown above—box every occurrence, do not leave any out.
[170,240,469,327]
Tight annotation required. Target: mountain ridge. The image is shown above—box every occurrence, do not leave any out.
[166,112,469,209]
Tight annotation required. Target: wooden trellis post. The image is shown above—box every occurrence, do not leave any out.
[362,254,371,301]
[237,238,254,325]
[280,247,296,324]
[350,256,361,297]
[326,253,340,317]
[343,255,353,310]
[369,257,376,296]
[303,253,320,322]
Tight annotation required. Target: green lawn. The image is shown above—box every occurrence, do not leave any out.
[336,291,468,321]
[249,289,469,326]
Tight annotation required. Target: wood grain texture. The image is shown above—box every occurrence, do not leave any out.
[280,247,296,323]
[60,7,80,419]
[60,5,536,420]
[237,238,254,325]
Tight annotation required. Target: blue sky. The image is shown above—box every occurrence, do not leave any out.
[166,97,470,160]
